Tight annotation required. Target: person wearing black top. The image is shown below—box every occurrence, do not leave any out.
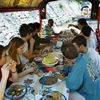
[28,22,50,50]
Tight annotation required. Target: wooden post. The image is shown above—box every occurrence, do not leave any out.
[39,7,46,37]
[39,9,42,37]
[96,3,100,53]
[97,4,100,32]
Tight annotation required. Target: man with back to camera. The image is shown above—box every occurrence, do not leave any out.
[61,42,95,100]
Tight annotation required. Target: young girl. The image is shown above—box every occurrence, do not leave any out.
[0,45,16,99]
[6,37,35,82]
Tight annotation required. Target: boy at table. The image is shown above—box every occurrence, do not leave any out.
[72,35,100,77]
[28,22,50,51]
[19,24,35,65]
[61,42,95,100]
[45,19,54,36]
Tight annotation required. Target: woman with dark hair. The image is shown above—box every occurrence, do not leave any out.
[28,22,50,51]
[69,18,97,49]
[68,18,88,34]
[77,18,88,29]
[81,25,97,49]
[69,18,88,30]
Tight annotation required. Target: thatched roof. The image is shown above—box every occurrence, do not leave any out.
[0,0,57,8]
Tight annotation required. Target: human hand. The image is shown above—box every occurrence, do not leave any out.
[55,65,63,71]
[42,46,51,54]
[1,64,10,80]
[68,24,74,28]
[51,39,57,43]
[9,60,17,73]
[26,67,36,73]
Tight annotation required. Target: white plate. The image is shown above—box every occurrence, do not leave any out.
[5,83,27,99]
[42,60,58,67]
[40,91,67,100]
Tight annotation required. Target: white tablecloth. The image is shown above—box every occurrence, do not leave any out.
[5,73,69,100]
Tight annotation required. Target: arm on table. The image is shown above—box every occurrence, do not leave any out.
[9,61,19,82]
[66,61,86,91]
[0,78,8,100]
[18,67,35,77]
[23,38,35,59]
[0,65,9,100]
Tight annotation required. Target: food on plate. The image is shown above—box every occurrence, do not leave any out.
[45,95,55,100]
[39,76,58,85]
[42,52,61,64]
[24,79,33,84]
[54,70,68,79]
[7,85,25,96]
[45,91,63,100]
[23,61,38,71]
[35,70,44,76]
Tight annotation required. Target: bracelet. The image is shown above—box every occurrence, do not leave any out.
[11,70,17,73]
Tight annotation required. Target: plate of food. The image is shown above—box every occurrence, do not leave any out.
[39,76,58,85]
[5,83,27,99]
[42,52,61,67]
[40,91,67,100]
[34,57,43,62]
[42,60,58,67]
[54,70,68,80]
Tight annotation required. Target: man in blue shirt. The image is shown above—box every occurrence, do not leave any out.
[72,35,100,81]
[61,42,95,100]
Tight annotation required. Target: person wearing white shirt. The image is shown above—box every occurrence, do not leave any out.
[87,47,100,74]
[19,24,35,65]
[69,18,97,49]
[81,25,97,49]
[19,41,29,64]
[72,35,100,78]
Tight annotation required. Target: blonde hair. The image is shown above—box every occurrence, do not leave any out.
[8,37,24,62]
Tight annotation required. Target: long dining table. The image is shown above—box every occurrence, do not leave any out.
[5,51,69,100]
[5,72,69,100]
[5,35,70,100]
